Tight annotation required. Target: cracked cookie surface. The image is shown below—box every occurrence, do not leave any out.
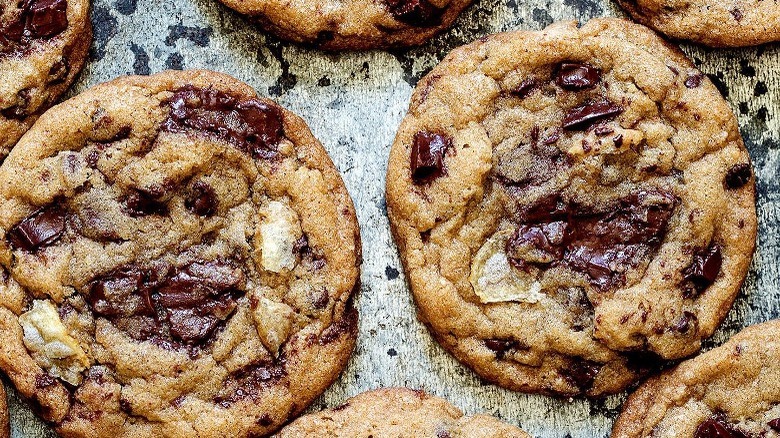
[385,18,756,397]
[612,320,780,437]
[0,0,91,161]
[216,0,473,50]
[0,69,361,437]
[278,387,529,437]
[617,0,780,47]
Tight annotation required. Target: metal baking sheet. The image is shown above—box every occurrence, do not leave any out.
[6,0,780,436]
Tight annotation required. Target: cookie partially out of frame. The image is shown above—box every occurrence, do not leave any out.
[279,387,530,437]
[1,0,91,161]
[216,0,473,50]
[613,320,780,437]
[0,69,361,437]
[385,18,756,397]
[618,0,780,47]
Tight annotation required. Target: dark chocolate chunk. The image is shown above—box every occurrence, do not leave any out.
[673,311,697,333]
[1,89,32,120]
[561,359,601,392]
[185,181,217,216]
[555,63,601,91]
[506,190,677,290]
[724,163,752,189]
[87,261,245,348]
[694,415,748,438]
[121,190,168,217]
[683,244,722,295]
[768,418,780,432]
[162,86,284,160]
[27,0,69,39]
[685,74,704,89]
[562,100,623,130]
[384,0,444,26]
[730,8,743,21]
[484,339,516,355]
[512,78,539,98]
[47,57,70,84]
[9,206,65,251]
[410,131,452,183]
[214,362,287,407]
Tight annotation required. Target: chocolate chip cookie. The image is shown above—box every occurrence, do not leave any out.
[617,0,780,47]
[279,387,530,437]
[385,18,756,397]
[0,69,361,437]
[613,320,780,437]
[1,0,91,162]
[215,0,473,50]
[0,384,8,438]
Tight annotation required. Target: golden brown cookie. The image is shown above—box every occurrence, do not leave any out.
[385,18,757,397]
[1,0,91,161]
[613,320,780,437]
[279,387,530,437]
[0,69,361,437]
[215,0,473,50]
[618,0,780,47]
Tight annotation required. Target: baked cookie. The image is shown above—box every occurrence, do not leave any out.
[385,18,756,397]
[0,69,361,437]
[216,0,473,50]
[0,0,91,161]
[278,387,529,437]
[613,320,780,437]
[0,384,8,438]
[617,0,780,47]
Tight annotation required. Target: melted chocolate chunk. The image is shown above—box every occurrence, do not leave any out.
[724,163,752,189]
[685,74,704,89]
[410,131,451,183]
[88,261,245,347]
[9,206,65,251]
[562,100,623,131]
[1,89,32,120]
[121,190,168,217]
[185,181,217,216]
[484,339,516,356]
[673,311,697,333]
[768,418,780,431]
[0,0,68,57]
[683,244,722,296]
[694,415,748,438]
[47,57,69,84]
[214,362,287,407]
[506,190,677,289]
[561,359,601,392]
[162,86,284,160]
[384,0,444,26]
[512,78,539,98]
[555,63,601,91]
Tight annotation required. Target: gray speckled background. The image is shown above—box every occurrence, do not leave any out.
[6,0,780,436]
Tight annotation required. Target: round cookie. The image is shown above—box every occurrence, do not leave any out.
[613,320,780,437]
[385,18,756,397]
[617,0,780,47]
[1,0,91,162]
[278,387,530,437]
[216,0,473,50]
[0,69,361,437]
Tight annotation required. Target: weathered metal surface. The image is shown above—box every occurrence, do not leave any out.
[5,0,779,436]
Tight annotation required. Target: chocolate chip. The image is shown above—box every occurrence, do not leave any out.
[410,131,451,183]
[562,100,623,131]
[185,181,217,216]
[88,268,150,317]
[512,78,539,98]
[694,415,748,438]
[768,418,780,432]
[730,8,743,21]
[724,163,752,189]
[257,413,273,427]
[685,74,704,89]
[673,311,697,333]
[506,222,567,265]
[484,339,516,356]
[213,362,287,406]
[9,206,65,251]
[35,373,57,388]
[683,244,722,295]
[27,0,69,39]
[47,57,70,84]
[121,190,168,217]
[384,0,444,26]
[561,359,601,392]
[162,86,284,160]
[555,62,601,91]
[1,89,32,120]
